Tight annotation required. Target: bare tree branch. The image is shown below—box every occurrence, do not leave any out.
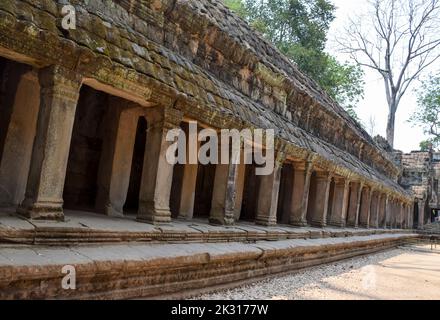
[338,0,440,147]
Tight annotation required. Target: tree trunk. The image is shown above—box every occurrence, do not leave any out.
[386,106,396,148]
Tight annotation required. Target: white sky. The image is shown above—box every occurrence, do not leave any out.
[326,0,438,152]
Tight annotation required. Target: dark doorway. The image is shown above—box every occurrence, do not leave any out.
[63,86,108,211]
[240,164,261,222]
[277,163,294,224]
[124,116,148,213]
[0,58,30,162]
[413,202,419,229]
[193,164,216,218]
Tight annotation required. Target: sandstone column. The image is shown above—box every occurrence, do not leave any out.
[389,200,395,229]
[178,162,199,220]
[385,196,392,229]
[405,203,410,229]
[137,107,184,224]
[369,192,379,229]
[178,125,200,220]
[289,160,313,227]
[372,193,381,229]
[407,204,413,229]
[378,194,385,228]
[308,171,332,228]
[346,182,362,228]
[328,178,350,227]
[359,187,372,228]
[17,66,82,220]
[255,152,285,226]
[210,143,246,226]
[394,201,399,228]
[210,164,238,226]
[95,100,141,217]
[399,202,405,229]
[0,70,39,207]
[233,157,246,221]
[418,200,425,229]
[391,200,398,229]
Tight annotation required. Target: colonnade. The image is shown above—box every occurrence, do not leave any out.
[0,63,414,229]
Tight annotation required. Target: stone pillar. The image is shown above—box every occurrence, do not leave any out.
[399,202,405,229]
[328,178,350,227]
[346,182,361,228]
[178,126,200,220]
[137,107,184,224]
[210,144,246,226]
[385,196,392,229]
[359,187,372,228]
[289,160,313,227]
[308,171,332,228]
[391,200,398,229]
[402,203,408,229]
[394,201,400,228]
[178,162,199,219]
[17,66,82,220]
[233,157,246,221]
[405,203,410,229]
[379,194,387,228]
[95,101,141,217]
[255,152,285,226]
[418,200,425,229]
[0,70,39,207]
[369,192,379,229]
[209,163,239,226]
[389,200,395,229]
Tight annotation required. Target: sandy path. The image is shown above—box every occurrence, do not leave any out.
[194,246,440,300]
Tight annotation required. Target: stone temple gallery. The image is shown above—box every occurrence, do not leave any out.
[0,0,437,300]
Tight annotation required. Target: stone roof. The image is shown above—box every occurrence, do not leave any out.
[159,0,400,178]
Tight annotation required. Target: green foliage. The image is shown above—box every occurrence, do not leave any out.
[411,76,440,149]
[419,140,433,152]
[224,0,248,18]
[225,0,364,120]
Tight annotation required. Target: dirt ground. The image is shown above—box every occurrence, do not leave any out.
[195,246,440,300]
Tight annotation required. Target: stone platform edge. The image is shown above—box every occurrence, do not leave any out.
[0,233,418,299]
[0,211,414,246]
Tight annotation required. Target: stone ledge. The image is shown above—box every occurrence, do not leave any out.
[0,233,418,299]
[0,209,412,246]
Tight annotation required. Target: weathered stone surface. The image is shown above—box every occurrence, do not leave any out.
[0,233,418,299]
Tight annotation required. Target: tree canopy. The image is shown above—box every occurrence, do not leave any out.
[411,75,440,149]
[224,0,365,120]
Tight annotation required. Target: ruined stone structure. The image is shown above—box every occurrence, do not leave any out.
[399,150,440,227]
[0,0,414,231]
[0,0,422,300]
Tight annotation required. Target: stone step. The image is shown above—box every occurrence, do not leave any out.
[0,233,418,299]
[0,210,411,246]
